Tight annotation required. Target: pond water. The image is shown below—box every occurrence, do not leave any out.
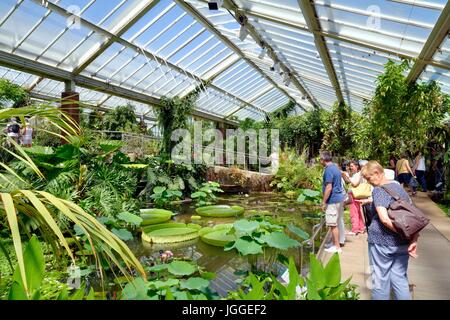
[126,192,326,297]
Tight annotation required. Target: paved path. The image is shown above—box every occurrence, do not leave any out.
[320,192,450,300]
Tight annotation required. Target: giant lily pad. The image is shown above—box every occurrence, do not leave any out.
[140,209,173,225]
[141,223,201,244]
[199,224,235,247]
[195,205,245,217]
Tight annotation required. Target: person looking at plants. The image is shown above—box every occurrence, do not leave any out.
[320,151,346,254]
[20,120,33,147]
[342,160,366,235]
[412,151,427,193]
[361,161,419,300]
[396,153,416,195]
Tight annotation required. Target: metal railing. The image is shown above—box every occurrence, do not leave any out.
[298,214,326,274]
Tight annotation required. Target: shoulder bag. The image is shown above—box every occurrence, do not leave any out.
[380,185,430,240]
[351,183,372,199]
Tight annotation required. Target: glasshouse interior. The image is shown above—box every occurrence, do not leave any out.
[0,0,449,302]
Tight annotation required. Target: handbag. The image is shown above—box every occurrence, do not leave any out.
[380,185,430,240]
[351,183,372,199]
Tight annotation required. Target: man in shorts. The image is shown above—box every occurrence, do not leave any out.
[320,151,346,254]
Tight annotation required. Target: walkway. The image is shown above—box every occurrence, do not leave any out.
[320,192,450,300]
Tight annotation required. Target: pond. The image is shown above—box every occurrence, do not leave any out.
[126,192,326,297]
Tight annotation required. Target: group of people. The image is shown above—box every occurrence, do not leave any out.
[3,117,33,147]
[319,151,421,300]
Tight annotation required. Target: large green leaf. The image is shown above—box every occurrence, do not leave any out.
[308,253,325,290]
[149,279,179,290]
[99,140,124,154]
[117,211,143,226]
[112,228,133,241]
[297,194,306,203]
[233,219,260,235]
[9,235,44,300]
[142,223,200,244]
[303,189,321,197]
[180,277,209,291]
[287,224,310,241]
[260,232,300,250]
[195,205,245,217]
[233,238,263,255]
[200,224,235,247]
[122,277,149,300]
[324,253,341,288]
[140,208,173,225]
[167,261,196,276]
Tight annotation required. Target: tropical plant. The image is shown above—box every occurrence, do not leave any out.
[270,149,322,193]
[296,189,322,205]
[156,91,198,156]
[141,156,206,205]
[227,254,358,300]
[0,79,29,108]
[7,235,96,300]
[364,59,450,162]
[190,181,224,207]
[321,102,354,156]
[0,106,146,299]
[121,259,218,300]
[100,104,140,136]
[150,186,183,208]
[224,217,302,273]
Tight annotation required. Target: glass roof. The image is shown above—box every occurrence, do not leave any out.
[0,0,448,122]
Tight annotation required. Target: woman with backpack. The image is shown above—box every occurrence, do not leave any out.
[361,161,421,300]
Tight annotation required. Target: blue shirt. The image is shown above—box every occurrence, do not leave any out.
[322,163,345,204]
[368,182,411,246]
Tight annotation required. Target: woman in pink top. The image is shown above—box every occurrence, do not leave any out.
[342,160,366,235]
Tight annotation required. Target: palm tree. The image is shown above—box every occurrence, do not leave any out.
[0,105,146,299]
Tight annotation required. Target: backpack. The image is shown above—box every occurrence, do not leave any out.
[380,185,430,240]
[10,123,20,134]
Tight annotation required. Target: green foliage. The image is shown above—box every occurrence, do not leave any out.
[227,255,358,300]
[270,149,322,193]
[296,189,322,205]
[321,102,354,156]
[142,156,206,206]
[156,94,197,156]
[190,181,224,207]
[0,79,29,108]
[100,104,140,134]
[121,260,218,300]
[224,217,301,273]
[305,253,358,300]
[364,60,450,161]
[150,186,183,208]
[7,235,95,300]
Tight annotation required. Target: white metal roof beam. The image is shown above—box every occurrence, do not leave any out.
[407,1,450,83]
[0,51,236,125]
[176,0,310,112]
[70,0,159,75]
[242,9,450,71]
[225,0,320,109]
[31,1,207,88]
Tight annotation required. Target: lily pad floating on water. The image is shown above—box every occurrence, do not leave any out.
[195,205,245,217]
[141,223,201,244]
[140,208,173,225]
[199,224,235,247]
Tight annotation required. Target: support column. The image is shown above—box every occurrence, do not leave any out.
[60,80,79,144]
[61,80,80,124]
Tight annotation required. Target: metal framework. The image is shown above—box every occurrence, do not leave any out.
[0,0,449,122]
[298,0,344,105]
[407,1,450,83]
